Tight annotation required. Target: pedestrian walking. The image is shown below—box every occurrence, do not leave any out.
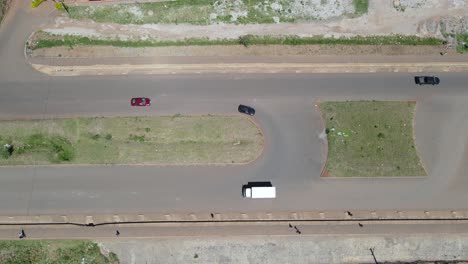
[210,213,214,219]
[288,223,293,228]
[358,223,363,227]
[347,211,353,216]
[294,226,298,231]
[116,230,120,236]
[296,230,301,234]
[18,229,25,239]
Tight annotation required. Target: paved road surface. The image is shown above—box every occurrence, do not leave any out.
[1,1,468,216]
[0,74,468,215]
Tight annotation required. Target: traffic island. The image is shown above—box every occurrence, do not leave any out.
[0,115,263,165]
[319,101,426,177]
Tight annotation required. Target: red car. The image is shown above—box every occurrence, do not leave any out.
[131,97,151,107]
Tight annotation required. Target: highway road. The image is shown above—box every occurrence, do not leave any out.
[0,73,468,215]
[1,0,468,216]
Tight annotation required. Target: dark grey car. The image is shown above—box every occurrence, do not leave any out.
[414,76,440,85]
[238,104,255,116]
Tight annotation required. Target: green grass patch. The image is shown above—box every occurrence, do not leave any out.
[456,34,468,53]
[353,0,369,16]
[0,240,117,263]
[30,32,444,50]
[0,116,263,165]
[320,101,426,177]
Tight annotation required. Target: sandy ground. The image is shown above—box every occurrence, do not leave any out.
[98,234,468,264]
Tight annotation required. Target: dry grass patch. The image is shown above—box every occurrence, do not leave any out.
[0,115,263,165]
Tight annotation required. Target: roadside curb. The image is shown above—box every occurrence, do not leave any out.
[31,62,468,76]
[2,210,468,226]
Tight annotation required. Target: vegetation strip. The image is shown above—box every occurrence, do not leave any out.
[0,240,118,263]
[29,32,444,50]
[0,116,263,165]
[320,101,426,177]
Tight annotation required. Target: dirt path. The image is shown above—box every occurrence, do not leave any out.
[30,44,452,58]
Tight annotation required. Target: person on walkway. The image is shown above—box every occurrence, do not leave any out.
[116,230,120,236]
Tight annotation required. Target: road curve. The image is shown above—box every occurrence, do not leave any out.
[0,73,468,215]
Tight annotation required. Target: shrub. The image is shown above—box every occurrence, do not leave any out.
[129,134,145,143]
[49,136,75,162]
[105,134,112,140]
[30,0,45,8]
[90,134,100,140]
[239,34,254,47]
[54,2,65,10]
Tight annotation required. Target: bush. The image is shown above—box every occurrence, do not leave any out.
[30,0,44,8]
[105,134,112,140]
[129,134,145,143]
[239,35,254,47]
[54,2,64,10]
[90,134,100,140]
[49,136,75,162]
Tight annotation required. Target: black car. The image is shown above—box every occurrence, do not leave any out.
[238,104,255,116]
[414,76,440,85]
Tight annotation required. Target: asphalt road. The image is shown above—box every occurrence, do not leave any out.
[0,73,468,215]
[1,1,468,216]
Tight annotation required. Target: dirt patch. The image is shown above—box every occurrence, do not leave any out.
[30,44,451,58]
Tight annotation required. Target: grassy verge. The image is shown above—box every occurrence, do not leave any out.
[353,0,369,16]
[457,34,468,53]
[320,101,426,177]
[67,0,362,25]
[0,115,263,165]
[0,240,118,263]
[29,32,444,50]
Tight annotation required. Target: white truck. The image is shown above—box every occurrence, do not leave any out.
[242,182,276,199]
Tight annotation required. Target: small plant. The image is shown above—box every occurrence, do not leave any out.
[171,113,181,120]
[105,134,112,140]
[239,34,254,47]
[91,134,100,140]
[377,132,385,139]
[49,135,75,162]
[109,252,119,263]
[30,0,45,8]
[129,134,145,143]
[54,2,64,10]
[144,127,151,133]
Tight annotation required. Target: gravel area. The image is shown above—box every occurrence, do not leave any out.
[98,235,468,264]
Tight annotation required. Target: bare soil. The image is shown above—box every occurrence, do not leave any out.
[30,44,452,58]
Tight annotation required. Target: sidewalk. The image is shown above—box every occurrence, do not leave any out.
[28,54,468,76]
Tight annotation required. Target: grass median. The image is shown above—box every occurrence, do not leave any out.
[0,240,118,263]
[29,32,443,50]
[0,115,263,165]
[320,101,426,177]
